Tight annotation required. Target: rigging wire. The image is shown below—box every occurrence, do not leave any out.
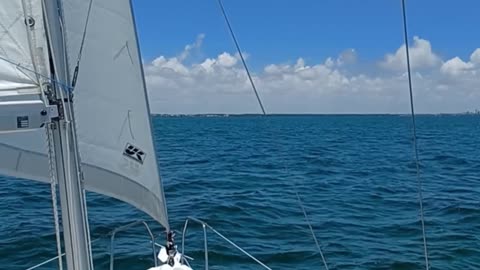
[296,191,330,270]
[216,0,266,115]
[216,1,328,267]
[282,163,329,269]
[71,0,94,88]
[401,1,430,269]
[0,55,72,93]
[25,238,101,270]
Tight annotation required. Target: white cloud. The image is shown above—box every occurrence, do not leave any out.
[178,33,205,61]
[144,35,480,114]
[470,48,480,64]
[337,48,357,66]
[440,48,480,76]
[380,36,441,71]
[151,56,188,74]
[217,52,238,67]
[440,57,474,76]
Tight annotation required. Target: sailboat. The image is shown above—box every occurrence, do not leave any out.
[0,0,192,269]
[1,0,433,269]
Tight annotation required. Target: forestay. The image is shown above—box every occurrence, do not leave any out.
[0,0,170,230]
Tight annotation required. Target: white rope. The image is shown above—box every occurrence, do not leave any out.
[192,218,272,270]
[46,123,64,270]
[25,253,65,270]
[25,238,100,270]
[401,1,430,269]
[0,55,72,92]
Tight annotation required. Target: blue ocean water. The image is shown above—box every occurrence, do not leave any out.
[1,115,479,269]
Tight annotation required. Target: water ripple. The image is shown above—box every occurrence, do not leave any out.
[1,115,479,269]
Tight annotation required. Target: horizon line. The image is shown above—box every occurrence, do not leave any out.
[152,111,480,116]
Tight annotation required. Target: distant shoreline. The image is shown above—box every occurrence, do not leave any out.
[152,112,480,117]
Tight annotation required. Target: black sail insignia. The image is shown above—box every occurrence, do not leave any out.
[123,143,146,164]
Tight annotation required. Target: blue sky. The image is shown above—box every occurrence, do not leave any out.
[132,1,480,114]
[133,1,479,67]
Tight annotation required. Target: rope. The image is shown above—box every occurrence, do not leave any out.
[186,217,272,270]
[209,225,271,269]
[215,2,329,267]
[82,189,94,270]
[401,1,430,269]
[46,123,64,270]
[71,0,94,88]
[0,55,72,93]
[216,0,266,115]
[26,253,65,270]
[296,192,329,270]
[281,162,329,269]
[25,238,100,270]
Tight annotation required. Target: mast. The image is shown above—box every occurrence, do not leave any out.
[42,1,93,269]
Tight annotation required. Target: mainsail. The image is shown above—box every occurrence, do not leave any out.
[0,1,51,179]
[0,0,49,97]
[0,0,169,229]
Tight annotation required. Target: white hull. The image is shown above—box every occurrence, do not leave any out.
[148,247,193,270]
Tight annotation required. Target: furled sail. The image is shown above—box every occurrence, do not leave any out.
[0,0,170,229]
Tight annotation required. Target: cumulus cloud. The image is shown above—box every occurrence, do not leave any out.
[441,57,473,76]
[470,48,480,64]
[440,49,480,76]
[144,35,480,114]
[380,36,442,71]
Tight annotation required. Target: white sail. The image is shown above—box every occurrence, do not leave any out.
[0,1,51,180]
[0,0,170,229]
[62,0,169,229]
[0,131,49,181]
[0,0,49,97]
